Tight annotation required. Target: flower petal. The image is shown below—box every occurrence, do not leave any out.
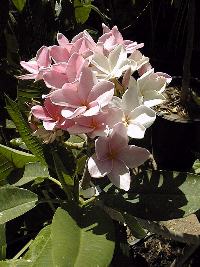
[118,145,150,168]
[88,81,114,104]
[36,46,51,68]
[50,45,70,63]
[88,154,112,178]
[43,121,56,131]
[31,105,52,121]
[51,85,81,107]
[66,53,86,83]
[20,60,38,74]
[95,136,110,160]
[110,122,128,152]
[107,159,130,191]
[127,123,146,139]
[78,67,97,101]
[122,78,139,111]
[143,91,166,107]
[43,70,68,89]
[62,106,87,119]
[129,105,156,128]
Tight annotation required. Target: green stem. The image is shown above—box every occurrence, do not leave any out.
[79,196,96,207]
[13,239,33,260]
[63,141,84,149]
[48,176,62,188]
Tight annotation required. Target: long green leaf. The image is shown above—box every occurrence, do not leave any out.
[0,224,6,260]
[0,186,38,224]
[0,155,14,181]
[5,96,46,165]
[51,206,115,267]
[52,150,74,200]
[102,170,200,221]
[0,144,37,169]
[12,0,26,12]
[23,225,54,266]
[14,162,49,186]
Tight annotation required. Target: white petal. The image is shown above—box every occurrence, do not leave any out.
[129,106,156,128]
[107,159,130,191]
[118,145,150,169]
[127,123,145,139]
[88,155,112,178]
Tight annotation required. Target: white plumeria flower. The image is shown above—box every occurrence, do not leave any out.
[91,44,137,80]
[111,77,156,139]
[137,68,168,107]
[129,50,149,70]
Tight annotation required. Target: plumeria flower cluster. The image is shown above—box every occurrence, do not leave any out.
[19,24,171,191]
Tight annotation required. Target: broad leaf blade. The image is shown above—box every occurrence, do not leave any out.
[51,206,115,267]
[15,162,49,186]
[23,225,54,266]
[12,0,26,12]
[5,96,46,165]
[0,187,38,224]
[0,144,37,169]
[103,170,200,220]
[74,0,92,24]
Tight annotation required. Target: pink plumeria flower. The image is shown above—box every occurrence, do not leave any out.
[18,46,51,80]
[43,53,86,89]
[91,44,137,80]
[50,45,70,63]
[57,31,96,58]
[88,123,150,191]
[98,24,144,55]
[70,30,97,58]
[112,77,156,139]
[67,107,123,138]
[50,66,115,119]
[31,98,69,131]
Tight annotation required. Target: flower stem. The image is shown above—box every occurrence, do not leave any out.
[13,239,33,260]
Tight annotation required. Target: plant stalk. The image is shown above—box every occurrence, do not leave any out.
[181,0,195,106]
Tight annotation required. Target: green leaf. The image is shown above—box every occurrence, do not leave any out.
[0,187,38,224]
[192,159,200,174]
[14,162,49,186]
[103,170,200,221]
[52,150,74,200]
[0,155,14,181]
[0,224,6,260]
[51,206,115,267]
[123,214,147,239]
[74,0,92,24]
[12,0,26,12]
[0,144,37,169]
[5,96,46,166]
[17,80,48,107]
[0,259,31,266]
[23,225,54,266]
